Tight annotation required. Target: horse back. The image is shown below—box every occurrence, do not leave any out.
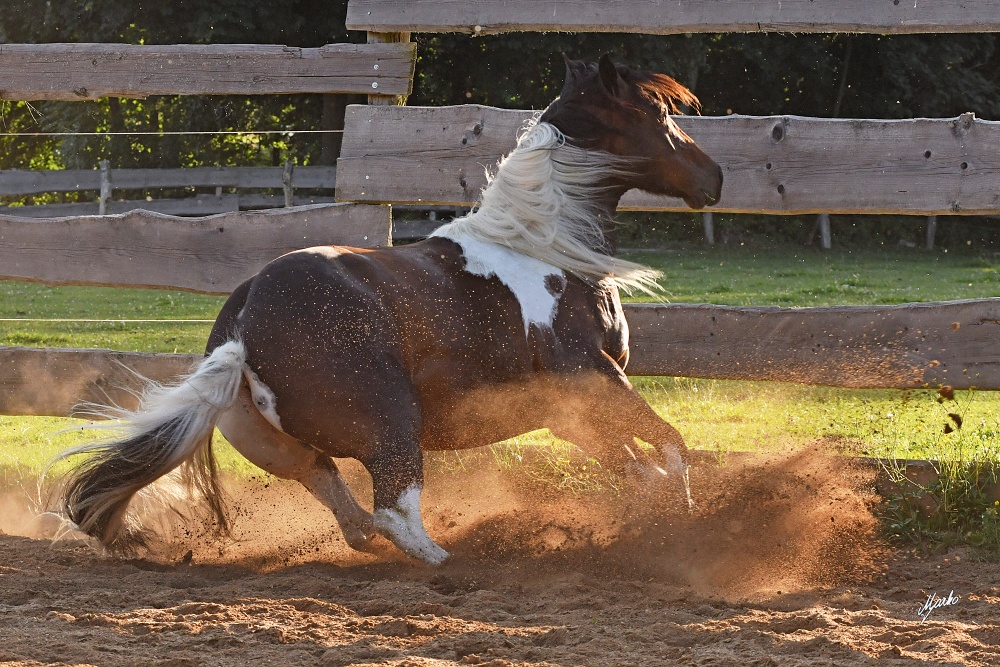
[213,238,627,452]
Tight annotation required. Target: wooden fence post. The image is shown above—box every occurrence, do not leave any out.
[926,215,938,250]
[818,213,832,250]
[282,161,295,207]
[367,32,411,106]
[702,211,715,245]
[98,160,112,215]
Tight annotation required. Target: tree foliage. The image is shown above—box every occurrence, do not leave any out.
[411,32,1000,121]
[0,0,359,178]
[2,2,999,181]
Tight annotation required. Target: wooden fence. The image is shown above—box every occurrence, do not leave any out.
[0,165,337,196]
[6,296,1000,417]
[1,165,338,217]
[345,1,1000,35]
[0,42,414,100]
[336,106,1000,215]
[3,2,1000,418]
[0,204,390,292]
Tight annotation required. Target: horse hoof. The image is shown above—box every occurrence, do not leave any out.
[344,531,385,555]
[419,543,450,566]
[381,529,449,565]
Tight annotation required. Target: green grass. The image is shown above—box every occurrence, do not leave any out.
[620,244,1000,306]
[5,244,1000,462]
[0,282,224,352]
[0,415,264,489]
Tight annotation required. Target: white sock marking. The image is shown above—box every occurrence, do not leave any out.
[373,483,449,565]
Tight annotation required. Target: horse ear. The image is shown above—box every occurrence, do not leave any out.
[598,54,622,97]
[560,53,587,94]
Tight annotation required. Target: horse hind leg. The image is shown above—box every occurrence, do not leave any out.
[217,382,377,552]
[363,436,449,566]
[300,457,378,552]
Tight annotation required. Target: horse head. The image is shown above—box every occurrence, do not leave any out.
[540,54,723,210]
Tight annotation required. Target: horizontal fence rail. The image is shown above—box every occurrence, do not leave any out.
[346,0,1000,35]
[625,300,1000,389]
[336,105,1000,216]
[0,203,391,293]
[0,347,200,418]
[0,165,337,196]
[1,194,339,219]
[5,298,1000,417]
[0,42,415,100]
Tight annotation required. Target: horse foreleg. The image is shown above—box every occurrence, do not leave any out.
[217,383,377,551]
[555,416,693,509]
[547,369,692,506]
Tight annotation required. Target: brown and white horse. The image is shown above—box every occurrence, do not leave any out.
[58,56,723,565]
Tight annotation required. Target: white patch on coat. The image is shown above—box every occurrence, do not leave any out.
[434,229,563,336]
[243,368,283,431]
[373,483,449,565]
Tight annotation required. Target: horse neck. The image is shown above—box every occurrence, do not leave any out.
[436,125,662,294]
[475,167,627,257]
[590,185,629,255]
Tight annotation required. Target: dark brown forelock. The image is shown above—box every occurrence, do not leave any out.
[626,69,701,115]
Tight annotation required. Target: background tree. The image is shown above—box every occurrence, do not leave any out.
[411,32,1000,120]
[0,0,360,181]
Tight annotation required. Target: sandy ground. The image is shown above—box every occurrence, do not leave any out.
[1,449,998,666]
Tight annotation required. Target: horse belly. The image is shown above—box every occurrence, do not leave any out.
[416,378,550,451]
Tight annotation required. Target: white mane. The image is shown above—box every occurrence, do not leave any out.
[432,120,662,294]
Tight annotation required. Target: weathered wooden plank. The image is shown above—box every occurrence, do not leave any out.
[3,195,240,218]
[0,42,414,100]
[336,105,1000,215]
[0,347,200,417]
[6,298,1000,416]
[346,0,1000,35]
[623,300,1000,389]
[0,203,391,293]
[0,166,336,196]
[1,194,339,218]
[0,169,100,196]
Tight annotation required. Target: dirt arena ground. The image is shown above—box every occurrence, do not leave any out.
[1,449,998,666]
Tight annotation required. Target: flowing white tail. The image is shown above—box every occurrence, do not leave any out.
[58,341,247,552]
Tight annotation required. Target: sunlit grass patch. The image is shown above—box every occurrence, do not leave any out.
[0,415,264,488]
[0,281,222,353]
[621,244,1000,306]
